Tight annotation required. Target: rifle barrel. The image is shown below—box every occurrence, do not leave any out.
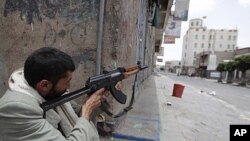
[41,87,91,112]
[140,66,148,70]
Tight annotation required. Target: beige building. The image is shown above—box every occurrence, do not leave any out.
[181,18,238,75]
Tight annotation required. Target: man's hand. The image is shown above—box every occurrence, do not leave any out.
[81,81,123,120]
[115,81,123,91]
[81,88,106,120]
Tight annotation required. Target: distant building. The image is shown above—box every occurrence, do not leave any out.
[181,18,238,75]
[156,55,165,67]
[165,60,181,73]
[234,47,250,58]
[165,61,171,71]
[194,51,235,78]
[194,47,250,79]
[156,47,166,67]
[170,61,181,73]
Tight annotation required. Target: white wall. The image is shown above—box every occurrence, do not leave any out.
[181,19,238,68]
[156,56,165,66]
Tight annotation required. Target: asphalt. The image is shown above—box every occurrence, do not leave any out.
[101,72,250,141]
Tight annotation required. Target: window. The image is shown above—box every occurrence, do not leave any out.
[196,22,199,26]
[233,36,236,40]
[196,29,199,31]
[201,43,204,48]
[232,44,235,49]
[202,35,205,40]
[220,44,222,48]
[194,51,196,56]
[191,22,194,26]
[157,59,163,62]
[220,35,223,40]
[227,44,231,49]
[228,35,231,40]
[208,43,211,48]
[195,34,198,39]
[194,43,197,48]
[209,35,212,40]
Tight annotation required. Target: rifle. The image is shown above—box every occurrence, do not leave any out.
[41,62,148,117]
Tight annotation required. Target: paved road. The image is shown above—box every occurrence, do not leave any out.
[160,73,250,141]
[166,73,250,114]
[102,72,250,141]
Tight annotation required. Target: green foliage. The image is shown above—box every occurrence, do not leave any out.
[160,67,165,71]
[217,55,250,80]
[234,55,250,72]
[224,61,236,72]
[216,63,225,72]
[218,55,250,73]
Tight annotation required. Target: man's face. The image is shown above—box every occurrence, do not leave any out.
[44,71,72,101]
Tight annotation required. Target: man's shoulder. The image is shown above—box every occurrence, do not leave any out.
[1,90,37,103]
[0,90,43,116]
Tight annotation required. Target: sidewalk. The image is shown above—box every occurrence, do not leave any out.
[111,72,177,141]
[108,72,249,140]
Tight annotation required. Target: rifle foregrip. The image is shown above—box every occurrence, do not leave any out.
[110,84,127,104]
[124,65,139,72]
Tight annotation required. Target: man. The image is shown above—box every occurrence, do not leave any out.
[0,47,110,141]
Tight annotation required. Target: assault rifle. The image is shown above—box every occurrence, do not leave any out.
[41,62,148,117]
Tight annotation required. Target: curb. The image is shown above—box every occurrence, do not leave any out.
[113,115,160,141]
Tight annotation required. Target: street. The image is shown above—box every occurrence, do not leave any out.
[112,71,250,141]
[160,72,250,141]
[167,73,250,115]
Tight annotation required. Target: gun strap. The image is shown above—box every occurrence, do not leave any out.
[100,73,138,118]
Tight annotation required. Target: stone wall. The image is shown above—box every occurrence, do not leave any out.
[0,0,154,130]
[0,0,100,93]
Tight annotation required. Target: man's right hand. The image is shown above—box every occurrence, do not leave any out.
[81,88,106,120]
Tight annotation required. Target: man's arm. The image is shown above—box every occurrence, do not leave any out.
[0,101,99,141]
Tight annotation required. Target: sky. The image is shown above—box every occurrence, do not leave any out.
[163,0,250,61]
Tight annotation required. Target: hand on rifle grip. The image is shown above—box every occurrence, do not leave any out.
[81,88,106,120]
[115,81,123,91]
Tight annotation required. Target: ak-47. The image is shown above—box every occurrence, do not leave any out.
[40,62,148,116]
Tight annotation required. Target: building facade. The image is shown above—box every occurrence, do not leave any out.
[181,18,238,75]
[156,46,166,67]
[165,60,181,73]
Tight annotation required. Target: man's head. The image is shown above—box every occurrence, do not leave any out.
[24,47,75,100]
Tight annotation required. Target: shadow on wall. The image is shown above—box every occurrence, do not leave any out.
[3,0,97,24]
[0,55,7,98]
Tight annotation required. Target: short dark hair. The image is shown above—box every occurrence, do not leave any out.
[24,47,75,88]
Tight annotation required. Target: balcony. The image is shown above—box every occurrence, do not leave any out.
[150,0,174,51]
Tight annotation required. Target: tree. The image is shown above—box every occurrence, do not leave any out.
[216,63,225,72]
[216,63,226,82]
[234,55,250,79]
[224,61,236,83]
[224,61,236,72]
